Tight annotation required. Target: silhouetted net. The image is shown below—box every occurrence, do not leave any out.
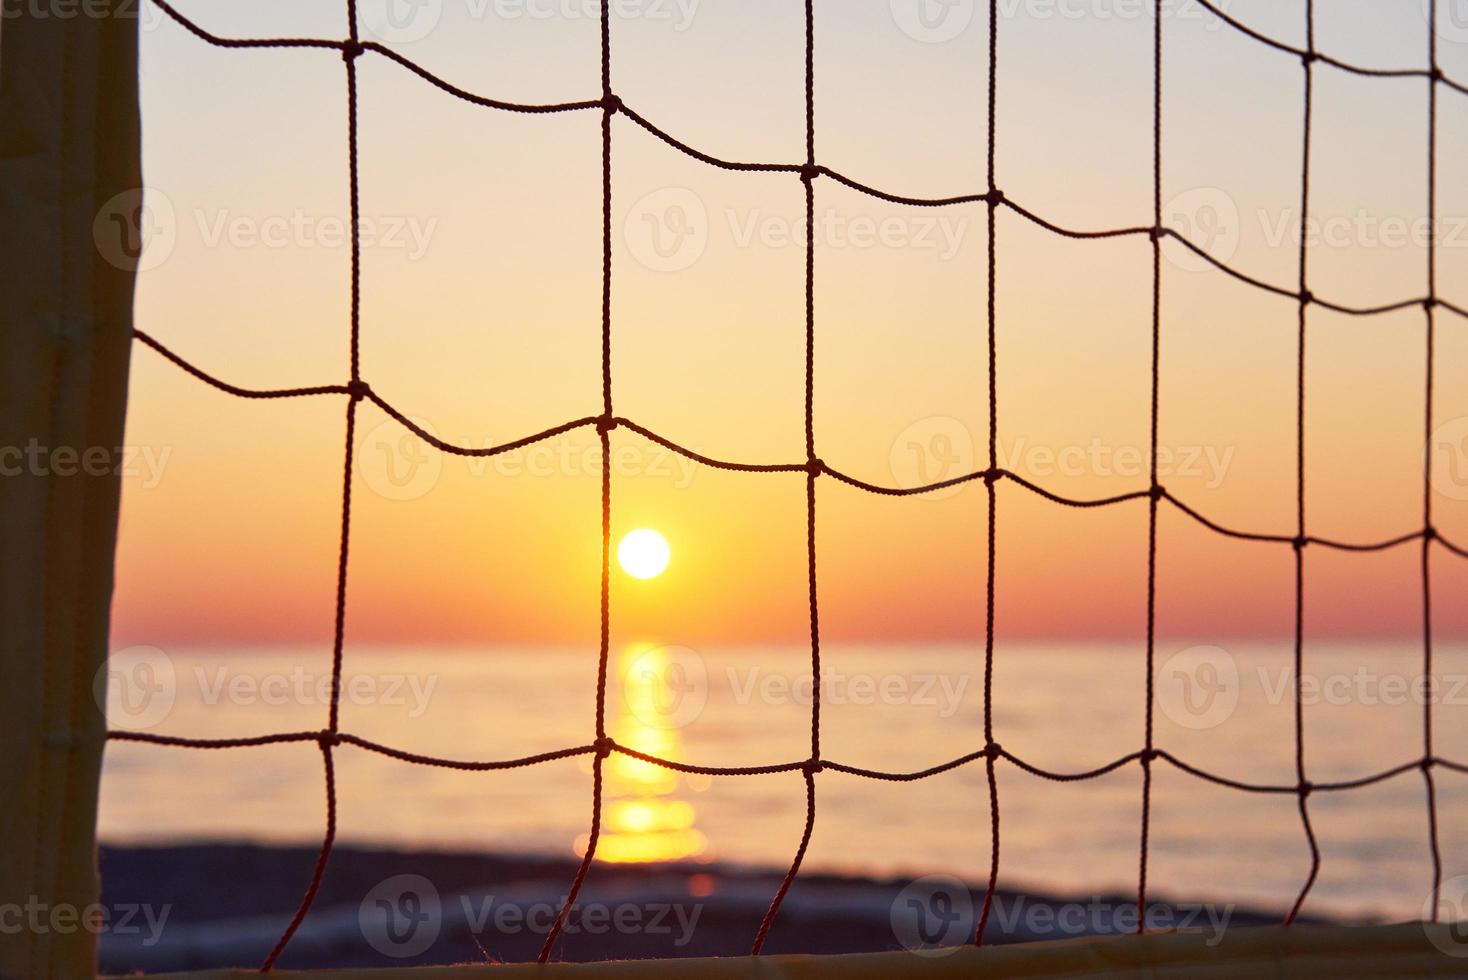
[110,0,1468,968]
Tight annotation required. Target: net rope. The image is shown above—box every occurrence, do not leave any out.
[109,0,1468,967]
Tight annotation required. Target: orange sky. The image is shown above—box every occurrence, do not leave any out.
[110,0,1468,649]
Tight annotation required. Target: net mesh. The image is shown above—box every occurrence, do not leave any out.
[108,0,1468,968]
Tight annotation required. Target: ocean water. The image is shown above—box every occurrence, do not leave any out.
[100,641,1468,921]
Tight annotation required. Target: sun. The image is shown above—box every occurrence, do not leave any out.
[617,529,671,580]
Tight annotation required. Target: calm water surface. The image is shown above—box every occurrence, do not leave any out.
[101,641,1468,921]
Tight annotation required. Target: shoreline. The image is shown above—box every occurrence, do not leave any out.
[98,841,1314,972]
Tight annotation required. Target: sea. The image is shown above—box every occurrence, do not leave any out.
[100,641,1468,922]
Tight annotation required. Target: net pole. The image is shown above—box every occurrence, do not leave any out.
[1420,0,1443,921]
[1136,0,1164,932]
[752,0,821,954]
[538,0,616,962]
[975,0,1003,947]
[1286,0,1321,926]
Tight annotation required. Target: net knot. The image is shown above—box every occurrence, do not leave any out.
[983,741,1003,761]
[982,468,1001,487]
[1424,297,1438,312]
[602,93,623,114]
[802,758,824,776]
[1299,289,1314,307]
[1424,525,1438,542]
[1301,50,1318,67]
[346,380,371,401]
[342,40,364,62]
[1430,67,1444,83]
[1297,780,1314,799]
[1140,748,1160,765]
[987,188,1004,206]
[595,415,618,435]
[593,737,615,759]
[799,163,822,183]
[1291,535,1308,552]
[317,730,342,748]
[1149,484,1165,502]
[1421,756,1436,772]
[1148,225,1164,244]
[806,457,824,478]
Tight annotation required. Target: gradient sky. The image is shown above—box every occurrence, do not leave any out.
[111,0,1468,649]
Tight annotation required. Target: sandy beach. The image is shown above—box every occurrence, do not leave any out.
[97,842,1301,972]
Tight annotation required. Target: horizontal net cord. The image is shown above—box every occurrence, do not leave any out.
[148,0,599,111]
[1193,0,1468,95]
[132,328,1468,558]
[106,729,1468,795]
[134,330,355,399]
[151,0,1468,102]
[145,1,1468,322]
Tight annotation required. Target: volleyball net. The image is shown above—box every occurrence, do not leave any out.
[107,0,1468,969]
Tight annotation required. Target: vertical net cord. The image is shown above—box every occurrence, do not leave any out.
[1136,0,1163,933]
[1421,0,1443,922]
[751,0,820,955]
[1286,0,1321,926]
[975,0,1002,947]
[538,0,615,962]
[259,0,364,970]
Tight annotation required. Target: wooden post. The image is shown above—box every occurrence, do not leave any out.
[0,5,138,977]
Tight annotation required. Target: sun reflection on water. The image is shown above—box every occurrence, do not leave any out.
[575,643,707,864]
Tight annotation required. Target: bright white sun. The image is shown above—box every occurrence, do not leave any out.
[617,529,671,579]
